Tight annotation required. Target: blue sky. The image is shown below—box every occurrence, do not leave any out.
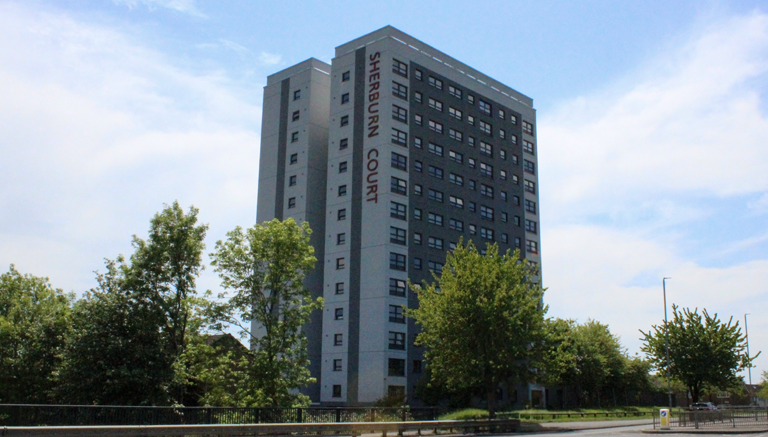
[2,0,768,385]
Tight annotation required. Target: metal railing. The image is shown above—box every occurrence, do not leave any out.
[505,410,652,421]
[0,404,438,427]
[653,409,768,429]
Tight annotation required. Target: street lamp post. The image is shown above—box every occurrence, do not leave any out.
[745,313,752,405]
[663,277,672,410]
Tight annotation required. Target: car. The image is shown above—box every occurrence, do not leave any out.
[689,402,718,411]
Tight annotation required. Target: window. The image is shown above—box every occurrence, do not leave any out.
[449,218,464,232]
[428,142,443,156]
[414,161,422,172]
[449,173,464,186]
[392,82,408,100]
[499,128,506,139]
[389,278,406,297]
[390,227,406,245]
[288,197,296,208]
[468,115,475,125]
[413,208,422,220]
[428,236,444,250]
[337,209,347,220]
[428,165,443,179]
[428,120,443,134]
[510,134,518,145]
[428,261,443,274]
[391,177,407,195]
[479,120,492,135]
[338,185,347,196]
[391,152,407,171]
[449,150,463,164]
[480,227,494,240]
[524,160,535,175]
[523,140,535,154]
[469,224,477,235]
[291,131,299,142]
[448,107,462,120]
[414,91,423,103]
[525,180,536,194]
[501,212,508,223]
[428,76,443,90]
[468,136,475,147]
[479,99,491,115]
[390,202,406,220]
[468,201,476,212]
[340,115,349,126]
[342,70,350,82]
[448,85,462,99]
[413,232,422,245]
[512,174,519,184]
[414,69,423,80]
[512,154,519,165]
[339,161,348,173]
[523,121,534,135]
[392,128,407,146]
[414,114,422,125]
[468,158,476,169]
[334,334,343,346]
[292,110,300,121]
[336,258,345,269]
[337,233,346,245]
[468,179,476,190]
[525,200,536,214]
[513,215,521,226]
[480,162,493,178]
[334,359,342,371]
[513,195,520,205]
[449,128,463,142]
[510,114,518,125]
[500,151,507,162]
[526,219,538,233]
[393,59,408,77]
[290,153,298,164]
[480,205,494,221]
[332,384,342,397]
[449,195,463,209]
[468,94,475,104]
[500,191,507,201]
[289,175,297,186]
[293,89,301,100]
[413,257,422,270]
[480,141,493,157]
[414,137,422,148]
[428,98,443,112]
[413,360,423,374]
[480,184,494,198]
[390,252,406,271]
[515,237,522,248]
[392,105,408,123]
[389,331,406,350]
[501,233,508,244]
[388,358,406,376]
[428,212,444,226]
[413,184,422,196]
[500,170,507,180]
[526,239,538,253]
[499,109,505,119]
[341,93,350,104]
[389,305,405,323]
[335,307,344,320]
[339,138,349,150]
[428,189,443,203]
[336,282,345,294]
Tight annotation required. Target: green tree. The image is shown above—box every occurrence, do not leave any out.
[209,218,322,407]
[757,371,768,402]
[59,202,209,405]
[640,305,758,403]
[406,241,546,418]
[0,265,73,403]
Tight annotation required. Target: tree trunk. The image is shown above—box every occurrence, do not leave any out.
[487,380,497,419]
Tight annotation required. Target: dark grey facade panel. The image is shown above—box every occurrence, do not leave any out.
[274,78,291,220]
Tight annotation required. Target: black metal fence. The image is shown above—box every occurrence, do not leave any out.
[0,404,439,427]
[653,409,768,429]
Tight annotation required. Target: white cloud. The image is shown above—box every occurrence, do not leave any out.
[748,192,768,213]
[258,52,282,66]
[0,3,261,293]
[540,12,768,223]
[113,0,205,17]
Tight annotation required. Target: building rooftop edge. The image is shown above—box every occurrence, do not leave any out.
[334,25,534,108]
[266,58,331,86]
